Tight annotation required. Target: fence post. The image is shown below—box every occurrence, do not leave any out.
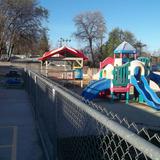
[52,88,58,160]
[34,75,38,120]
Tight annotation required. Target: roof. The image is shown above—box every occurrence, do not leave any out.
[114,41,136,54]
[100,57,114,69]
[38,46,88,61]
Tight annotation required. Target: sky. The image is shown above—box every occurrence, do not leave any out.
[39,0,160,52]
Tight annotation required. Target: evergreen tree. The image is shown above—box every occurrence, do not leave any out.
[102,28,137,59]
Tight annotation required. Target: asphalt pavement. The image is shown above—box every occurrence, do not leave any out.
[0,88,44,160]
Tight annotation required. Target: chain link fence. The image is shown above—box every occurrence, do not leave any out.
[24,69,160,160]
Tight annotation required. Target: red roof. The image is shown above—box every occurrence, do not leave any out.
[38,46,88,61]
[100,57,114,69]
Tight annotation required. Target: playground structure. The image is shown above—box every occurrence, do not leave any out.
[38,45,88,87]
[82,41,160,110]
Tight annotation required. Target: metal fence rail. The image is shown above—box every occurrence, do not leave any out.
[24,69,160,160]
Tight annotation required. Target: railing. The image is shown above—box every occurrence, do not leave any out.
[112,62,130,86]
[24,69,160,160]
[138,57,151,76]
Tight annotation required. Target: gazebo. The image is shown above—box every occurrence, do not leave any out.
[38,45,88,87]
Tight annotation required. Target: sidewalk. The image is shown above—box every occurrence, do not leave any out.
[0,88,44,160]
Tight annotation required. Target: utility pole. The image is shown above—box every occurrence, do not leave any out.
[58,38,71,47]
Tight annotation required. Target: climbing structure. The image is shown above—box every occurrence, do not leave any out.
[82,41,160,110]
[111,62,131,103]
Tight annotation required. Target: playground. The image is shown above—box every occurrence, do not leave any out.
[0,47,160,159]
[82,41,160,111]
[37,41,160,113]
[3,59,160,125]
[37,41,160,130]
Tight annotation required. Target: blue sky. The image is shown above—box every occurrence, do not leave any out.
[39,0,160,52]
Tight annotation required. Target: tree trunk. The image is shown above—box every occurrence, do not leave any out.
[89,39,95,66]
[100,37,103,55]
[7,43,14,61]
[0,44,2,58]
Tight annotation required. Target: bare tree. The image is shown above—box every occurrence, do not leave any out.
[134,41,147,56]
[0,0,48,60]
[73,11,106,66]
[38,29,50,56]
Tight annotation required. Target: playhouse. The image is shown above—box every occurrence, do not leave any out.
[82,41,160,110]
[38,45,88,87]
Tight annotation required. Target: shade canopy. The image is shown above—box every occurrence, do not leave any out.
[38,46,88,61]
[114,41,136,54]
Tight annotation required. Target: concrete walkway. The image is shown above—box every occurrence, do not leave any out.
[0,89,44,160]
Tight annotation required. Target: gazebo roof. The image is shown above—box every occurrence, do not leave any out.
[38,46,88,61]
[114,41,136,54]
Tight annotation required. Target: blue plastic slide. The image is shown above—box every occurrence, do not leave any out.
[149,72,160,87]
[131,76,160,110]
[82,78,111,100]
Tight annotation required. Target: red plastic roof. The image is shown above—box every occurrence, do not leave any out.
[38,46,88,61]
[100,57,114,69]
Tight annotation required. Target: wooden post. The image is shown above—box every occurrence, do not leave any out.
[45,60,48,77]
[80,80,83,88]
